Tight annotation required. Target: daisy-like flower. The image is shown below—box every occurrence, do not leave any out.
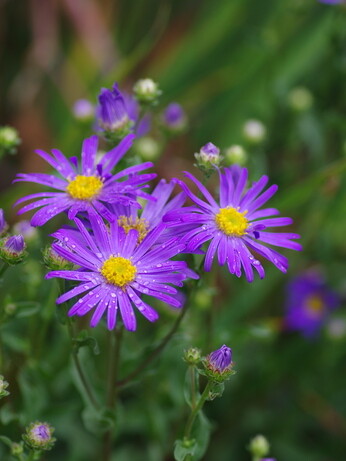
[167,166,301,282]
[110,178,186,244]
[14,134,156,226]
[46,214,197,331]
[285,271,339,337]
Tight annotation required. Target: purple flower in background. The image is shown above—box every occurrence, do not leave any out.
[207,345,232,372]
[285,271,339,337]
[13,220,37,241]
[110,179,186,244]
[4,235,25,254]
[73,99,94,121]
[123,92,151,137]
[46,214,198,331]
[163,103,186,131]
[14,134,156,226]
[167,166,301,282]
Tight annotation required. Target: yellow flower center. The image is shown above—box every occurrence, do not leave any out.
[215,207,248,236]
[306,295,324,315]
[100,256,137,287]
[66,175,103,200]
[117,216,149,243]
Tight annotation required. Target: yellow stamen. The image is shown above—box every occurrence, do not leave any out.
[117,216,149,243]
[215,207,248,236]
[101,256,137,287]
[306,295,324,315]
[66,175,103,200]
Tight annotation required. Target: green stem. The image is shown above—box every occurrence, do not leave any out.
[67,320,99,410]
[189,365,197,411]
[0,263,9,278]
[184,380,213,441]
[102,326,124,461]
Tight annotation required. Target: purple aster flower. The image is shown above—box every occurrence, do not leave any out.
[23,421,55,451]
[14,134,156,226]
[110,179,186,244]
[166,166,301,282]
[285,271,339,338]
[0,209,7,235]
[207,345,232,372]
[46,214,198,331]
[73,99,94,121]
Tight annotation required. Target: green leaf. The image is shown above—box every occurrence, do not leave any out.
[174,438,196,461]
[72,330,100,355]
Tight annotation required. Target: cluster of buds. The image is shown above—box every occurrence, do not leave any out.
[0,126,21,157]
[194,142,222,177]
[203,344,235,383]
[0,235,26,265]
[23,421,56,451]
[0,375,10,399]
[133,78,161,105]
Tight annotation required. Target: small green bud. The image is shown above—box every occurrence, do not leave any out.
[133,78,161,105]
[23,422,56,451]
[287,86,313,112]
[243,119,266,144]
[194,142,222,177]
[225,145,247,166]
[0,375,10,399]
[248,434,270,458]
[11,442,24,456]
[43,245,74,271]
[183,347,202,365]
[0,126,21,156]
[134,137,161,161]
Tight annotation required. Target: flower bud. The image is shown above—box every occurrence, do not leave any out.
[98,83,132,139]
[248,435,270,458]
[183,347,202,365]
[203,345,235,382]
[0,235,26,265]
[0,126,21,156]
[0,375,10,399]
[11,442,24,456]
[73,99,94,122]
[225,145,247,166]
[243,119,266,144]
[23,422,56,451]
[134,137,160,161]
[43,245,74,271]
[133,78,161,105]
[0,209,8,236]
[287,86,313,112]
[162,103,187,133]
[194,142,222,176]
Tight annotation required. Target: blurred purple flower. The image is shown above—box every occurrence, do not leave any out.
[0,209,7,235]
[73,99,94,121]
[163,103,186,129]
[285,271,339,337]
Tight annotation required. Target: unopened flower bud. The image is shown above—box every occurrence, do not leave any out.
[287,86,313,112]
[162,103,187,133]
[23,422,56,451]
[134,137,160,161]
[98,83,132,140]
[0,375,10,399]
[0,209,8,236]
[0,235,26,265]
[0,126,21,156]
[184,347,202,365]
[248,435,270,458]
[225,145,247,166]
[11,442,24,456]
[243,119,266,144]
[73,99,94,122]
[43,245,74,271]
[204,345,235,382]
[194,142,222,176]
[133,78,161,105]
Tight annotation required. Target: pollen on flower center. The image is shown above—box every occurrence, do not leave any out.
[101,256,137,287]
[306,295,324,315]
[215,207,248,236]
[66,175,103,200]
[117,215,149,243]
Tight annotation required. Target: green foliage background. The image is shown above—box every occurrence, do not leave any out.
[0,0,346,460]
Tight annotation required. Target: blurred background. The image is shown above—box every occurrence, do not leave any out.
[1,0,346,460]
